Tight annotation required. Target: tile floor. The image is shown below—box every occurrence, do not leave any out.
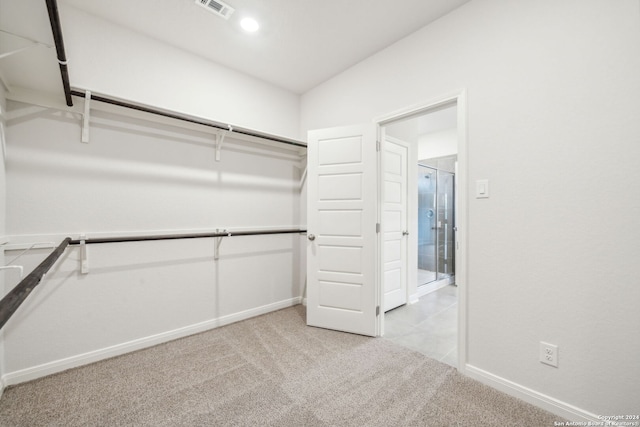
[383,284,458,367]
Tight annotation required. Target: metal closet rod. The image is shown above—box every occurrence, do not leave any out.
[0,228,307,330]
[0,238,71,330]
[44,0,304,149]
[45,0,72,107]
[70,90,308,149]
[67,228,307,245]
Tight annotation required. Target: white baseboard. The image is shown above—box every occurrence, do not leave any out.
[2,297,301,387]
[465,364,599,422]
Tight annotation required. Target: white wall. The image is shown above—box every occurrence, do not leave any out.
[2,99,304,382]
[301,0,640,418]
[0,84,6,237]
[0,83,7,393]
[60,5,301,140]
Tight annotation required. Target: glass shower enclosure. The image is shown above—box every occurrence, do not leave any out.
[417,164,455,286]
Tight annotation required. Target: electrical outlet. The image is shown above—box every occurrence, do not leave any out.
[540,342,558,368]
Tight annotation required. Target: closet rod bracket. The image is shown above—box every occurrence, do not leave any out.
[215,129,230,162]
[81,91,91,143]
[214,229,230,260]
[80,234,89,274]
[215,133,223,162]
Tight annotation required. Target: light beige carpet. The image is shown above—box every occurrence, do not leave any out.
[0,306,561,426]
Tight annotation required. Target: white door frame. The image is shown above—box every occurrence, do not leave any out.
[374,89,467,373]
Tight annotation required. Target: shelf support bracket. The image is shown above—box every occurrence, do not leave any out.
[81,91,91,143]
[299,165,307,190]
[215,131,227,162]
[214,229,230,260]
[80,234,89,274]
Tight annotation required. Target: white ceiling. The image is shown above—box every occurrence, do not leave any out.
[1,0,470,95]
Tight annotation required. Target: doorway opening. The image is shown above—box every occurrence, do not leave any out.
[304,89,467,370]
[379,98,462,368]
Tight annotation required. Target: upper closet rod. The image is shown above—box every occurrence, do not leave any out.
[45,0,73,107]
[43,0,303,149]
[70,90,307,149]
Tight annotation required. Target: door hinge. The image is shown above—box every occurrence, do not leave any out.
[376,223,380,233]
[376,140,380,152]
[376,306,380,316]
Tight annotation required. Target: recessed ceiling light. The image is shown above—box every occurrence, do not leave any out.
[240,17,259,33]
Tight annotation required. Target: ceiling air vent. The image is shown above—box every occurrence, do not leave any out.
[196,0,235,20]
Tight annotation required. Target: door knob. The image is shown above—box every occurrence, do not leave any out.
[308,234,316,241]
[402,231,409,236]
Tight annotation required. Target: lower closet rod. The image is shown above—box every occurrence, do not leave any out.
[68,228,307,245]
[0,238,71,330]
[0,229,306,330]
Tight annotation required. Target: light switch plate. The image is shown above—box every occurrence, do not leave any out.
[476,179,489,198]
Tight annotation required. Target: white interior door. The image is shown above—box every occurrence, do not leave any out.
[382,135,409,312]
[307,124,379,336]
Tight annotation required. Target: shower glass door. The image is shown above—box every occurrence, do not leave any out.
[417,165,455,286]
[418,166,437,285]
[437,170,455,280]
